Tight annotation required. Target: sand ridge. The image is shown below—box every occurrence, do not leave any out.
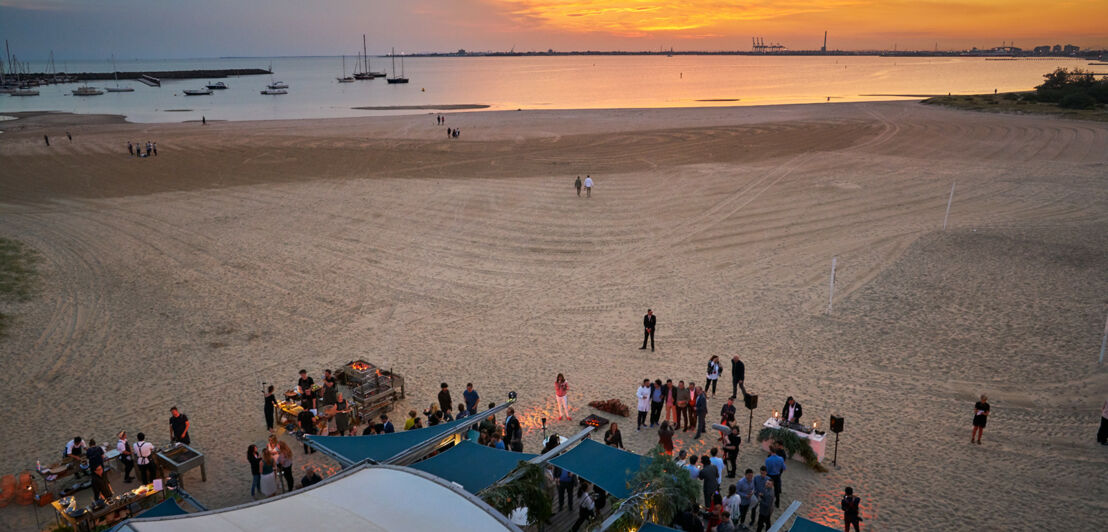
[0,101,1106,530]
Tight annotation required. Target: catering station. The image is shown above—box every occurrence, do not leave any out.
[762,417,827,462]
[276,359,405,432]
[50,482,165,531]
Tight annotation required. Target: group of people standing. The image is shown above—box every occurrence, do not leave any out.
[127,140,157,157]
[56,406,192,504]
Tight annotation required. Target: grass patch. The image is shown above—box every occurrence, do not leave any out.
[922,92,1108,121]
[0,237,40,336]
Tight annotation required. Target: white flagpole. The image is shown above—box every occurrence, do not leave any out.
[1099,314,1107,365]
[943,181,956,230]
[827,256,837,315]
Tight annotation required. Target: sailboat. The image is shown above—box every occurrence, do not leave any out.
[105,54,134,92]
[386,47,409,84]
[353,34,385,79]
[337,55,354,83]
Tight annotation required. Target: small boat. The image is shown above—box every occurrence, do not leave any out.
[10,88,39,96]
[183,88,212,96]
[260,88,287,95]
[206,81,228,90]
[105,54,134,92]
[354,35,386,79]
[72,86,104,96]
[337,55,354,83]
[386,47,409,84]
[267,81,289,89]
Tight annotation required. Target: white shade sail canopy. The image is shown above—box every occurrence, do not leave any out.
[118,464,520,532]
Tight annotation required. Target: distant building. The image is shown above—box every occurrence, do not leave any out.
[1052,44,1063,53]
[1033,45,1052,55]
[1063,44,1079,54]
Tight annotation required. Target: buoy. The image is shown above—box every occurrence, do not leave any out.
[421,88,425,92]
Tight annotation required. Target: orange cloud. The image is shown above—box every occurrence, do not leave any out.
[493,1,863,36]
[486,0,1108,48]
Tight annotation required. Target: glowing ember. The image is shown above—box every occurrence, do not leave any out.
[351,361,371,372]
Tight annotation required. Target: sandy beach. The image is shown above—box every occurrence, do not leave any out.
[1,101,1106,530]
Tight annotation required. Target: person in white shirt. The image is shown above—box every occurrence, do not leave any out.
[583,176,593,198]
[636,379,651,430]
[705,355,722,397]
[132,432,156,484]
[116,431,134,483]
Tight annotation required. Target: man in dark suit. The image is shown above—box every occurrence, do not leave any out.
[782,397,802,424]
[640,309,656,351]
[504,407,523,452]
[731,355,746,399]
[693,386,709,439]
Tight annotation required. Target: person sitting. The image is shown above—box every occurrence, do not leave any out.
[604,423,624,449]
[300,466,323,488]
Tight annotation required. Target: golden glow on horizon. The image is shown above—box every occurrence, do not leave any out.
[491,0,1108,46]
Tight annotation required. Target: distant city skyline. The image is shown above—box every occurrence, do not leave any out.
[0,0,1105,61]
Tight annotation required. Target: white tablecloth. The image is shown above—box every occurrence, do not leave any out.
[761,418,826,462]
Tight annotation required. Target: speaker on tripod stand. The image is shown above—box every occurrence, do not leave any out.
[830,415,844,467]
[744,393,758,440]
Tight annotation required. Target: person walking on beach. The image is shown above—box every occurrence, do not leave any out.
[128,141,134,156]
[66,131,72,142]
[1099,397,1108,445]
[575,176,582,197]
[972,394,990,444]
[555,373,571,420]
[636,379,651,430]
[841,486,862,532]
[43,135,49,146]
[438,382,453,414]
[640,309,656,351]
[706,355,722,397]
[152,142,157,156]
[731,355,745,399]
[583,175,593,198]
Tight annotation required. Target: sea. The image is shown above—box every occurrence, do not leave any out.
[0,55,1093,123]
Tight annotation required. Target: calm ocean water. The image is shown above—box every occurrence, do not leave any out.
[0,55,1092,123]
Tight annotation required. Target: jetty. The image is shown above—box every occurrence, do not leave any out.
[17,68,271,84]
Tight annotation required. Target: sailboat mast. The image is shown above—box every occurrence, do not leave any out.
[363,34,369,74]
[391,47,396,76]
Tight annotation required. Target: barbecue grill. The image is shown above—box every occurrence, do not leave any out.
[154,443,206,488]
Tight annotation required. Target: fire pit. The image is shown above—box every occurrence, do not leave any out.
[154,443,206,487]
[336,360,406,424]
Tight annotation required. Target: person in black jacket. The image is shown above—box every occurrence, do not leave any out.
[782,397,802,424]
[730,355,746,399]
[841,486,861,532]
[504,407,523,452]
[640,309,656,351]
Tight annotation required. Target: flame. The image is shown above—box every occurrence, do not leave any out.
[350,361,371,372]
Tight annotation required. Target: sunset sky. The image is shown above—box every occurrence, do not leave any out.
[0,0,1105,59]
